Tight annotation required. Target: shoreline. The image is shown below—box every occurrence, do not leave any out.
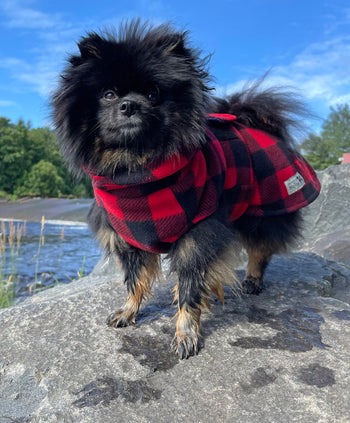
[0,197,92,223]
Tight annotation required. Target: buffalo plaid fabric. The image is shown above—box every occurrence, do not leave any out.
[85,114,321,253]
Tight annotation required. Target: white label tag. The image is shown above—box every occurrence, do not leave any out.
[284,172,305,195]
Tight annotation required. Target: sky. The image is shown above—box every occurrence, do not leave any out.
[0,0,349,134]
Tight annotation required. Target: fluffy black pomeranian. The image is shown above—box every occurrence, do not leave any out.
[52,20,321,359]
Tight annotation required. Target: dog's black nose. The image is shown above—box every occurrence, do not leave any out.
[120,100,137,117]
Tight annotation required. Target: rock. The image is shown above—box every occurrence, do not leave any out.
[1,164,350,423]
[301,163,350,247]
[304,226,350,265]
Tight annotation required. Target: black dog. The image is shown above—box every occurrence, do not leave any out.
[52,20,321,359]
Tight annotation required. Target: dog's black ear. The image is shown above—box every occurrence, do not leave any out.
[77,33,104,60]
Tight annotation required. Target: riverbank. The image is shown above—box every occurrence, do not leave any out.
[0,197,92,223]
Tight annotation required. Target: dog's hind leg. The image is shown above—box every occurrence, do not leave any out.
[243,246,273,294]
[234,211,302,295]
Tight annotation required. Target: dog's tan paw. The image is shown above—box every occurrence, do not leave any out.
[106,309,135,327]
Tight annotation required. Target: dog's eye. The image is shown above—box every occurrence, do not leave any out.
[104,90,117,101]
[147,88,160,104]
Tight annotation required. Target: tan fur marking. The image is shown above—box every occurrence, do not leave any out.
[108,255,161,326]
[165,38,182,54]
[173,304,201,349]
[171,284,179,304]
[176,305,200,333]
[119,293,141,323]
[93,137,152,173]
[134,255,161,301]
[96,227,118,253]
[246,247,272,279]
[206,243,241,301]
[85,44,102,59]
[124,254,160,310]
[177,237,197,261]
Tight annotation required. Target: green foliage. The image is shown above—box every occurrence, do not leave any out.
[300,133,337,170]
[0,117,93,198]
[0,118,32,193]
[301,104,350,170]
[15,160,65,197]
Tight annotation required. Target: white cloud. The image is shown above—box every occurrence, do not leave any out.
[18,69,57,97]
[1,0,64,30]
[0,1,82,98]
[279,37,350,106]
[330,93,350,106]
[0,53,58,97]
[217,34,350,113]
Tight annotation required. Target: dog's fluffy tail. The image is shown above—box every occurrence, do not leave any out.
[213,77,312,147]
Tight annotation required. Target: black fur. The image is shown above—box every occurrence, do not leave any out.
[169,216,235,309]
[52,20,311,359]
[212,78,310,146]
[234,211,302,252]
[52,20,211,177]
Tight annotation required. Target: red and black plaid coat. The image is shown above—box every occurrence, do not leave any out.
[86,114,321,253]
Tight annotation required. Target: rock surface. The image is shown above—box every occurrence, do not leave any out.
[1,164,350,423]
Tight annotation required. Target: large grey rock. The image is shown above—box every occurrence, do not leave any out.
[0,254,349,423]
[1,164,350,423]
[301,163,350,248]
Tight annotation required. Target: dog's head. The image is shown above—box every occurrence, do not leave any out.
[52,20,212,175]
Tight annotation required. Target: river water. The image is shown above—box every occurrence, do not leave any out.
[1,219,101,301]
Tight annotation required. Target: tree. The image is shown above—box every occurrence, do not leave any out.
[0,117,93,198]
[301,104,350,170]
[322,104,350,156]
[0,119,32,193]
[300,133,336,170]
[28,127,62,168]
[15,160,65,197]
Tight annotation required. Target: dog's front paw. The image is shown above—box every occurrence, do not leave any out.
[106,309,135,328]
[171,334,201,359]
[242,276,265,295]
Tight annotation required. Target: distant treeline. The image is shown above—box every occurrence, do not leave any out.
[0,104,349,198]
[0,117,93,198]
[301,104,350,170]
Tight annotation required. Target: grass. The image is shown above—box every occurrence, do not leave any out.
[33,215,45,292]
[0,220,26,308]
[0,217,87,310]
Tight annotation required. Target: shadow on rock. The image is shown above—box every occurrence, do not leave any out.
[72,376,162,409]
[120,332,178,372]
[229,306,329,352]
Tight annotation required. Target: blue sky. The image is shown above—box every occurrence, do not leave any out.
[0,0,349,133]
